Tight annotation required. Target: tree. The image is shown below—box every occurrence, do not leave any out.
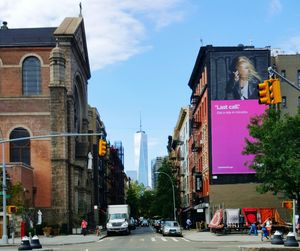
[243,108,300,215]
[152,159,180,219]
[126,181,140,218]
[139,189,155,218]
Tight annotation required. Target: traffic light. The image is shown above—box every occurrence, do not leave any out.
[98,139,107,157]
[257,80,270,105]
[7,205,17,214]
[269,79,282,104]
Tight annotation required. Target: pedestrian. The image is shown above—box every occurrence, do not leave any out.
[296,216,300,234]
[186,218,192,230]
[248,222,258,235]
[261,224,269,241]
[263,217,272,235]
[81,219,88,236]
[96,225,101,236]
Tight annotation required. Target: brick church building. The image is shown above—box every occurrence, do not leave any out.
[0,17,104,231]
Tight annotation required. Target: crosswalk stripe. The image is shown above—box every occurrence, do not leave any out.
[181,237,190,242]
[99,236,188,243]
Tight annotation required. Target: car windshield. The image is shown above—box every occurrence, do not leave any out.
[109,213,127,220]
[165,221,179,227]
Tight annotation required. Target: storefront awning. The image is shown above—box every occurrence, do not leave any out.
[194,203,209,209]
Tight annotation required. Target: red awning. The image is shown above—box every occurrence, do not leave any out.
[242,208,257,226]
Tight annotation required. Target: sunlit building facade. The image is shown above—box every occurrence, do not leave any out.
[134,130,148,186]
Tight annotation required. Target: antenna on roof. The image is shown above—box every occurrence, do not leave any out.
[79,2,83,17]
[139,112,142,132]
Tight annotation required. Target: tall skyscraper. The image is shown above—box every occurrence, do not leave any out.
[134,118,148,186]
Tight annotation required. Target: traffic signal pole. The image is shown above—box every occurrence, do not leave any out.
[268,67,300,92]
[1,133,8,244]
[268,67,300,238]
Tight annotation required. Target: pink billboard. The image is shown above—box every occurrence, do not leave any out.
[209,51,269,174]
[211,100,265,174]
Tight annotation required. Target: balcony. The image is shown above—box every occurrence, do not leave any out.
[190,94,200,106]
[191,118,201,130]
[191,142,201,152]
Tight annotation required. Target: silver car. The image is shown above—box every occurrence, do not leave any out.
[162,220,182,236]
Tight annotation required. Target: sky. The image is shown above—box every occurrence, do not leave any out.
[2,0,300,179]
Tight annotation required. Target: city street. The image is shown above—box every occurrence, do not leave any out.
[21,226,267,251]
[2,225,299,251]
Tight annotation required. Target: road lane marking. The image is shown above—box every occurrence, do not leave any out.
[171,237,178,242]
[161,237,167,242]
[181,237,190,242]
[140,238,145,242]
[151,237,156,242]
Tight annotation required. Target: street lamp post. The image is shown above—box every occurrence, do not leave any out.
[155,171,176,221]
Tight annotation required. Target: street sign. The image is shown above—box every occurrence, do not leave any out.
[0,192,11,198]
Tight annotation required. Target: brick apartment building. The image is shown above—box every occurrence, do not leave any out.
[176,45,288,226]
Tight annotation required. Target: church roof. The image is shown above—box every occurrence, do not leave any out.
[0,27,56,47]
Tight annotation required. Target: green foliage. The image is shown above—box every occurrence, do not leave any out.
[243,108,300,214]
[151,159,180,219]
[126,181,141,218]
[126,159,180,220]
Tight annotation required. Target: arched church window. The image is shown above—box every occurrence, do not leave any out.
[22,56,41,95]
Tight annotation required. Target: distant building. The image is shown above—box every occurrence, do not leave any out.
[171,107,190,209]
[134,126,148,186]
[271,53,300,115]
[151,156,167,188]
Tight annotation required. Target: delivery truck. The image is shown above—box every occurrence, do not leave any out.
[106,204,131,235]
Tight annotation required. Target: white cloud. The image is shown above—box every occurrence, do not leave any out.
[1,0,186,71]
[268,0,282,16]
[279,36,300,54]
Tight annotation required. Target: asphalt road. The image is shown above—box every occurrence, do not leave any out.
[38,226,249,251]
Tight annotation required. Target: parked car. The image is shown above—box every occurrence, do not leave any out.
[141,219,149,227]
[162,220,182,236]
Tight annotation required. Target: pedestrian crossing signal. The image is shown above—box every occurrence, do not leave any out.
[282,200,293,209]
[7,205,17,214]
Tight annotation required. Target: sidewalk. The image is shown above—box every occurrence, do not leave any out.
[1,229,299,250]
[0,231,106,247]
[182,229,265,242]
[182,230,300,250]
